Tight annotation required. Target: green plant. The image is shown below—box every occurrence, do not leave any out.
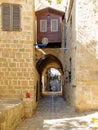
[46,0,52,4]
[93,4,98,13]
[46,0,62,5]
[57,0,61,4]
[91,0,98,13]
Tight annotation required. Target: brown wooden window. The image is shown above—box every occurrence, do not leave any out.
[1,3,21,31]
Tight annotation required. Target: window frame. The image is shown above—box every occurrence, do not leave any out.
[51,19,58,32]
[40,20,47,32]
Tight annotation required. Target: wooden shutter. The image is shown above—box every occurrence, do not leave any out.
[2,3,11,31]
[1,3,21,31]
[13,4,21,30]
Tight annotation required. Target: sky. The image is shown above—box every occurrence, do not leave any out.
[50,68,61,76]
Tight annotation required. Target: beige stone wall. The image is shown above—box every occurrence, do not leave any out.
[63,0,77,107]
[0,101,24,130]
[0,98,37,130]
[75,0,98,111]
[35,48,64,66]
[0,0,39,105]
[64,0,98,111]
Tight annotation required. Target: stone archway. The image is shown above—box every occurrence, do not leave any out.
[36,54,63,94]
[36,54,63,73]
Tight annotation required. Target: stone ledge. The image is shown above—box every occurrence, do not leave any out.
[0,98,36,130]
[0,99,24,130]
[23,98,35,118]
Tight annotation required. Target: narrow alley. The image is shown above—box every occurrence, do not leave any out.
[16,93,98,130]
[0,0,98,130]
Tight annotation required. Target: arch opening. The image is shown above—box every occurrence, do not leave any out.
[42,67,62,93]
[36,54,63,74]
[36,54,63,95]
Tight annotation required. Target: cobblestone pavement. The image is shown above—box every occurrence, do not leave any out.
[16,93,98,130]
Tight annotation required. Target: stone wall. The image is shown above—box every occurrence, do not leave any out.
[0,98,37,130]
[35,48,64,66]
[0,0,39,104]
[64,0,98,111]
[0,100,24,130]
[63,0,77,108]
[75,0,98,111]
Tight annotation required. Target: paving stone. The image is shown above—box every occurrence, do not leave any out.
[15,93,98,130]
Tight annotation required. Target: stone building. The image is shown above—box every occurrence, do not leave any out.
[63,0,98,111]
[0,0,41,129]
[0,0,40,115]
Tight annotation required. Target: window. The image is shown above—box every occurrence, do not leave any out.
[1,3,21,31]
[40,20,47,32]
[51,19,58,32]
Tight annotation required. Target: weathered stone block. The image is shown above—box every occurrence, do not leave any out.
[23,98,34,118]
